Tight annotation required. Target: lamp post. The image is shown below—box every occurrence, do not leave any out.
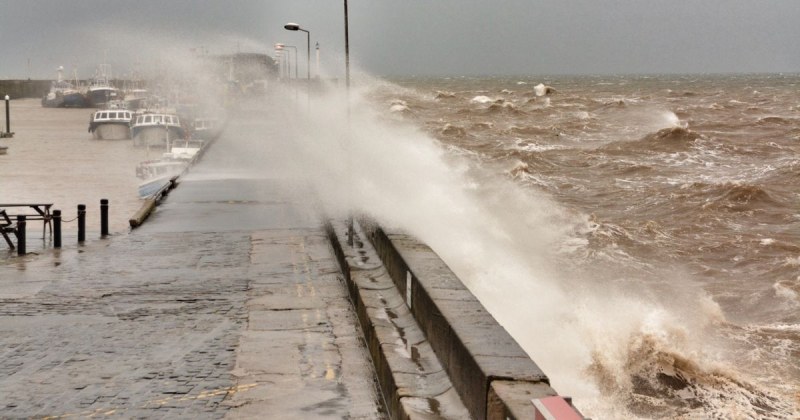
[276,44,298,79]
[283,23,310,81]
[344,0,354,245]
[274,49,285,79]
[4,95,10,135]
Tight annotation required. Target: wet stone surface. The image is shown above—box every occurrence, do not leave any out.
[0,232,249,418]
[0,181,384,419]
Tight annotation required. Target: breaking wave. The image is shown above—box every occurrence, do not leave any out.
[587,333,797,419]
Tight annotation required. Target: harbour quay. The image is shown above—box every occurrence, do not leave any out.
[0,99,580,420]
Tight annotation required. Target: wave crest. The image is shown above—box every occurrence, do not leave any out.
[587,333,796,418]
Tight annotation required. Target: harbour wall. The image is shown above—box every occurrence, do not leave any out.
[0,80,51,99]
[327,218,578,419]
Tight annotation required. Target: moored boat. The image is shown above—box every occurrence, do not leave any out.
[87,63,119,108]
[191,117,224,141]
[88,109,133,140]
[42,66,88,108]
[135,144,200,198]
[131,112,185,148]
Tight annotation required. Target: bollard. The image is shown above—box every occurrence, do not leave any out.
[4,94,9,134]
[100,199,109,237]
[77,204,86,243]
[16,215,26,255]
[53,210,62,248]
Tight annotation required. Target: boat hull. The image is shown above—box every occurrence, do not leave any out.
[138,175,174,198]
[132,126,184,148]
[92,123,130,140]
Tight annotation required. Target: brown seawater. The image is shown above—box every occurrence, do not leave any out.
[366,74,799,418]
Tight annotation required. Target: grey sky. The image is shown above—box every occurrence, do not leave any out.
[1,0,798,79]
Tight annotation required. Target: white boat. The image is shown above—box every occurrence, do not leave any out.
[191,117,223,141]
[131,112,185,148]
[135,143,200,198]
[136,160,186,198]
[88,109,133,140]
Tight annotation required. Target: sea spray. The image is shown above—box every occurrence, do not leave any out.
[220,76,798,418]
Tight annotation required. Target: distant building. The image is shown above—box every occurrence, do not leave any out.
[210,53,278,84]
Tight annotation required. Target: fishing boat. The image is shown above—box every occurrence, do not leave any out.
[131,112,185,148]
[135,144,200,198]
[42,66,88,108]
[87,63,119,108]
[88,109,133,140]
[191,117,224,142]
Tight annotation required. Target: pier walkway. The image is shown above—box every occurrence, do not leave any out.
[0,105,386,418]
[0,181,385,419]
[0,98,573,419]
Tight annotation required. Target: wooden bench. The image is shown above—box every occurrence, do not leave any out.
[0,203,54,239]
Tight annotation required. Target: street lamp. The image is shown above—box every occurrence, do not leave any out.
[273,48,285,79]
[344,1,354,245]
[284,23,310,81]
[275,43,298,79]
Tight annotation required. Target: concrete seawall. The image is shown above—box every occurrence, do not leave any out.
[326,218,577,419]
[0,80,50,99]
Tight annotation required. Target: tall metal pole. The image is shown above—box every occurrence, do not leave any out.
[344,1,350,91]
[4,95,10,134]
[344,0,354,245]
[296,29,310,81]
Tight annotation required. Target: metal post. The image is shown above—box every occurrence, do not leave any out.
[77,204,86,243]
[344,0,354,246]
[4,95,10,134]
[53,210,62,248]
[100,199,109,237]
[16,215,26,255]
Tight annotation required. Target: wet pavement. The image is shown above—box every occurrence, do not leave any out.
[0,104,385,418]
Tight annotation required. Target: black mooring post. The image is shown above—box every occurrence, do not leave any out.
[53,210,62,248]
[16,215,26,256]
[77,204,86,243]
[4,94,10,134]
[100,199,109,237]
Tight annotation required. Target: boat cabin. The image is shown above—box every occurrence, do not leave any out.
[133,113,181,127]
[92,110,133,123]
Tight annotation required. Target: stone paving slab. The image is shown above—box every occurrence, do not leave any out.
[0,176,385,418]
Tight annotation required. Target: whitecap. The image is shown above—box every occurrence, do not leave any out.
[389,103,409,113]
[470,95,493,104]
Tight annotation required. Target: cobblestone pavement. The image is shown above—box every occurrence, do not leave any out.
[0,104,385,418]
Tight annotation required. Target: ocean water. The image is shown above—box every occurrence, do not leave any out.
[0,99,150,249]
[2,73,798,419]
[357,74,800,418]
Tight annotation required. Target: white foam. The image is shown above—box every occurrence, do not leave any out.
[470,95,493,104]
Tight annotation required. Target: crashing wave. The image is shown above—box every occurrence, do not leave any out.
[434,91,456,100]
[486,101,522,114]
[440,123,466,137]
[534,83,556,96]
[470,122,493,130]
[389,99,410,114]
[648,126,703,144]
[470,95,494,104]
[587,333,797,419]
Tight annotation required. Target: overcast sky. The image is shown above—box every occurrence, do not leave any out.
[1,0,798,79]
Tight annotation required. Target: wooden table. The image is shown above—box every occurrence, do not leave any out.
[0,203,54,238]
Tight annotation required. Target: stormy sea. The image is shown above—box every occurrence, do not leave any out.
[343,74,799,419]
[3,70,797,419]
